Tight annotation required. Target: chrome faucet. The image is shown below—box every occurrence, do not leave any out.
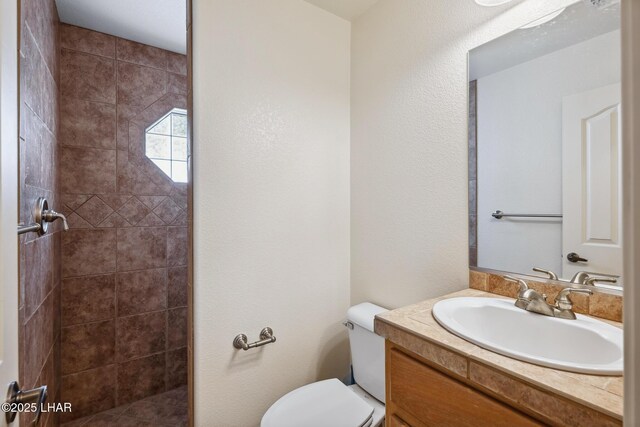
[553,288,593,319]
[504,276,554,316]
[569,271,591,284]
[503,275,592,320]
[42,208,69,231]
[569,271,619,286]
[584,277,618,287]
[532,267,558,280]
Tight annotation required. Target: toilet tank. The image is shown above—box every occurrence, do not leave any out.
[346,303,388,403]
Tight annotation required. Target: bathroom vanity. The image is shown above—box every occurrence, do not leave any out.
[375,288,623,427]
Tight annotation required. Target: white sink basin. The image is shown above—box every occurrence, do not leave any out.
[432,297,623,375]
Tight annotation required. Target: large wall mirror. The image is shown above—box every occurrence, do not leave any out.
[468,0,622,288]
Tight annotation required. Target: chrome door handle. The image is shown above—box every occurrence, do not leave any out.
[567,252,588,263]
[5,381,47,424]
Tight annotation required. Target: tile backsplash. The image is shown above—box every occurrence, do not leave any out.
[469,270,623,323]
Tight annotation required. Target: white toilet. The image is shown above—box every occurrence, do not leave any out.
[261,303,388,427]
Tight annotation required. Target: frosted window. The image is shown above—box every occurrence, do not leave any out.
[145,108,188,183]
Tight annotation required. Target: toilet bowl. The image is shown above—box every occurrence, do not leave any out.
[261,303,388,427]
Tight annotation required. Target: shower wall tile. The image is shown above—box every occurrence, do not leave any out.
[23,0,58,78]
[166,347,188,390]
[74,195,114,226]
[60,24,116,58]
[117,39,167,70]
[168,267,187,308]
[61,320,115,374]
[117,62,167,108]
[23,290,55,390]
[60,147,117,194]
[61,274,116,325]
[117,354,165,403]
[62,228,117,277]
[167,52,187,76]
[167,227,188,267]
[60,97,116,149]
[116,311,166,361]
[60,49,116,104]
[117,269,167,316]
[60,26,189,420]
[19,0,61,422]
[168,73,188,95]
[23,234,55,320]
[116,227,167,271]
[60,365,117,423]
[167,308,187,350]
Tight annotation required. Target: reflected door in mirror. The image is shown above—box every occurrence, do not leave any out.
[562,83,622,279]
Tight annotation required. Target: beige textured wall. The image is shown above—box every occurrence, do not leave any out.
[193,1,351,425]
[350,0,579,309]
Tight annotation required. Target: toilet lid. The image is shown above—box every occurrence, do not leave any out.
[261,379,374,427]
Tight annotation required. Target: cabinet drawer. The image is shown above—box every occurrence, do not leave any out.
[388,348,540,427]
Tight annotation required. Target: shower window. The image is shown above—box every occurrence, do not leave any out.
[145,108,188,183]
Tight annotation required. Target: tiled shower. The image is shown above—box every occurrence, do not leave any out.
[18,0,190,425]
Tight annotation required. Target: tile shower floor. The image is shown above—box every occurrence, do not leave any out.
[61,386,188,427]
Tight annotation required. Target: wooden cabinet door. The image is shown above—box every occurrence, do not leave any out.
[387,348,541,427]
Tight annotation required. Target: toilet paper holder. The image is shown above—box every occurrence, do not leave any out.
[233,327,276,351]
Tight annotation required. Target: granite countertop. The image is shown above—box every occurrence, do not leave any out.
[375,288,623,421]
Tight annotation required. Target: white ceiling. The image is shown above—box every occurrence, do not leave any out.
[469,1,620,80]
[303,0,379,21]
[55,0,187,54]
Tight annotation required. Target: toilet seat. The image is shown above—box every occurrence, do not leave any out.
[261,379,374,427]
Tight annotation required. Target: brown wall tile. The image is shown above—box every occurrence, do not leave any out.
[167,52,187,75]
[23,291,55,391]
[116,311,166,361]
[117,196,150,225]
[167,308,187,350]
[117,354,165,403]
[117,269,167,316]
[62,274,116,325]
[18,0,62,412]
[23,235,54,320]
[61,320,115,374]
[117,227,167,271]
[60,97,116,149]
[154,198,182,224]
[168,73,188,95]
[117,62,167,108]
[59,26,190,416]
[62,228,117,277]
[22,0,58,77]
[60,24,116,58]
[74,195,115,226]
[167,227,187,267]
[166,347,188,389]
[168,267,187,308]
[117,39,167,70]
[61,365,117,422]
[60,147,117,194]
[60,49,116,104]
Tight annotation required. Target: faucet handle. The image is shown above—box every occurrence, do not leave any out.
[503,275,529,294]
[584,277,617,287]
[532,267,558,280]
[555,287,593,310]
